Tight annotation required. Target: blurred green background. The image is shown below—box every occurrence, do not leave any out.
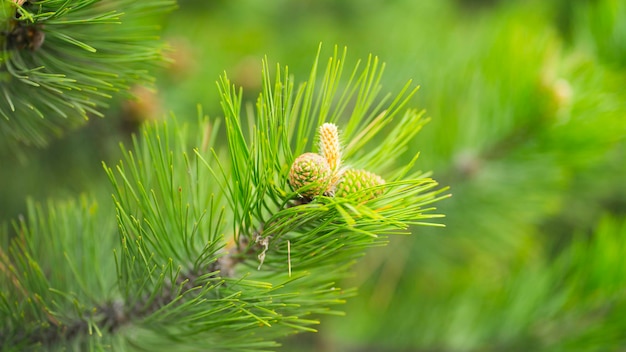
[2,0,626,350]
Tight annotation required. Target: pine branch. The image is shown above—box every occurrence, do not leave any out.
[0,0,175,150]
[1,47,448,351]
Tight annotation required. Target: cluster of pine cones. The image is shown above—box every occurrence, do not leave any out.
[288,123,385,202]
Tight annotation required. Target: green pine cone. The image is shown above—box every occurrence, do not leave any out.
[335,168,385,202]
[288,152,331,198]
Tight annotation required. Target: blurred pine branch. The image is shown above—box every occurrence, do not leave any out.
[321,1,626,351]
[0,0,175,150]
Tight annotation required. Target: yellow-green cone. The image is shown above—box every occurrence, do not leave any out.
[319,123,341,171]
[335,169,385,202]
[288,152,331,198]
[318,123,343,189]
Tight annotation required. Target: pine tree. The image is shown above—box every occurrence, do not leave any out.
[4,1,625,351]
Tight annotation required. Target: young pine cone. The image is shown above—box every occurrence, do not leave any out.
[334,168,385,202]
[288,152,331,198]
[318,123,341,171]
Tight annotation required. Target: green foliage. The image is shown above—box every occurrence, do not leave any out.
[2,0,625,350]
[0,0,175,149]
[556,0,626,68]
[0,196,118,350]
[0,48,447,350]
[320,1,626,351]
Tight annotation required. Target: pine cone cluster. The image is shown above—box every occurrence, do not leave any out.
[288,123,385,201]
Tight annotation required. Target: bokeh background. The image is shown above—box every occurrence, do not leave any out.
[2,0,626,350]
